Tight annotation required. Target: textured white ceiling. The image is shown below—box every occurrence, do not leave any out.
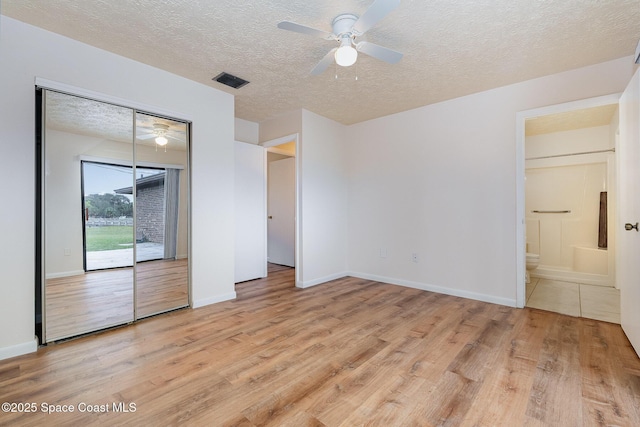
[45,91,187,149]
[4,0,640,125]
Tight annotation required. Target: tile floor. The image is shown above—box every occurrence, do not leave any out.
[526,277,620,324]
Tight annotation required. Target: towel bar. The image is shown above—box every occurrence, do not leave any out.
[531,210,571,214]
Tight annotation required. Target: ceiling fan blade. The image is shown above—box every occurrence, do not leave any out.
[311,48,338,75]
[277,21,334,40]
[352,0,400,35]
[136,133,156,140]
[357,41,403,64]
[167,134,184,142]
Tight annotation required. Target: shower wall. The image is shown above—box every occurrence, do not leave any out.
[526,162,606,265]
[525,125,616,286]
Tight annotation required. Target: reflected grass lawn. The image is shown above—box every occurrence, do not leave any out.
[86,226,134,251]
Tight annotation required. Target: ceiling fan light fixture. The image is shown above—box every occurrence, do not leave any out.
[155,136,168,146]
[335,38,357,67]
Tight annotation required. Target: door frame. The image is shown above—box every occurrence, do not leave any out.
[515,93,621,307]
[36,79,192,344]
[261,133,301,287]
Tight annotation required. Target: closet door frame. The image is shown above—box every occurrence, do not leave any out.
[36,81,192,344]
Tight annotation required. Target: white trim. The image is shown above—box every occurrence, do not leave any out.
[192,292,236,308]
[349,272,517,307]
[35,77,193,122]
[0,337,38,361]
[531,268,611,287]
[298,272,348,289]
[515,93,621,308]
[263,148,269,278]
[266,146,296,157]
[294,134,302,287]
[261,133,297,148]
[46,270,85,280]
[77,155,185,170]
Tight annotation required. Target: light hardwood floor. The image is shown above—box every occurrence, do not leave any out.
[45,258,188,341]
[3,265,639,426]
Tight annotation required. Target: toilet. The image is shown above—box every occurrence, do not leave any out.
[525,253,539,283]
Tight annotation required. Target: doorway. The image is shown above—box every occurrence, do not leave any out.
[263,135,299,281]
[267,149,295,267]
[516,94,621,322]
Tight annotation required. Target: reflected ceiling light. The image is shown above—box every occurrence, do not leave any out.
[155,136,168,146]
[335,36,357,67]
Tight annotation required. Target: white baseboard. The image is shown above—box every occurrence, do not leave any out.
[193,292,236,308]
[46,270,85,279]
[297,272,348,289]
[348,271,517,307]
[532,267,611,286]
[0,337,38,361]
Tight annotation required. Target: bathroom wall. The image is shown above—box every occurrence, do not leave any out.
[525,124,615,286]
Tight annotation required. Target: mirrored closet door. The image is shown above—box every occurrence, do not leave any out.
[134,112,189,318]
[39,89,190,343]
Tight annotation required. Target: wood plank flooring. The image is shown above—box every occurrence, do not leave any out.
[45,258,188,341]
[3,265,640,426]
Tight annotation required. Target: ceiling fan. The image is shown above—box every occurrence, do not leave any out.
[137,123,183,146]
[277,0,403,75]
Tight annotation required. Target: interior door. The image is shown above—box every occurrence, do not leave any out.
[268,157,295,267]
[234,141,267,282]
[618,68,640,357]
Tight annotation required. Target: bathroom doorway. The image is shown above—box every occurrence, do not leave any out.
[516,95,620,322]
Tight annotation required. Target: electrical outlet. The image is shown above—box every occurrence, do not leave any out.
[412,253,418,263]
[64,248,70,256]
[380,248,387,258]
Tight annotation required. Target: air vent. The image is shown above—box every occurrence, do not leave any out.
[213,72,249,89]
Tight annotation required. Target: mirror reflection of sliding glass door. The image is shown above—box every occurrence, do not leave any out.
[82,161,135,271]
[44,91,134,341]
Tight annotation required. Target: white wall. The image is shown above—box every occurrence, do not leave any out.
[346,57,635,306]
[526,126,613,158]
[235,118,259,145]
[526,163,608,265]
[257,109,348,287]
[0,16,236,359]
[259,110,302,143]
[299,110,348,287]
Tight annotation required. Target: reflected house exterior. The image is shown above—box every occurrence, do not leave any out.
[115,172,165,244]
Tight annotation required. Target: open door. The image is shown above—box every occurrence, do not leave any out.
[618,68,640,357]
[234,141,267,283]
